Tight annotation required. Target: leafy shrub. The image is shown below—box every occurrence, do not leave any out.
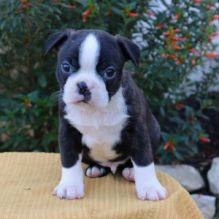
[133,0,219,162]
[0,0,218,162]
[0,91,58,152]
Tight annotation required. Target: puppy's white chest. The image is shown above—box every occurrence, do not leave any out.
[78,121,125,162]
[64,88,129,162]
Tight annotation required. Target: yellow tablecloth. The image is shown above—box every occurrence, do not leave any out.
[0,153,203,219]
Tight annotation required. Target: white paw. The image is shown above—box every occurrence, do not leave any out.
[85,166,107,178]
[122,167,134,181]
[53,182,84,200]
[132,162,168,201]
[136,182,167,201]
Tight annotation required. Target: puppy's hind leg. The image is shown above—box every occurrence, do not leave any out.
[85,164,110,178]
[122,166,134,181]
[120,161,134,181]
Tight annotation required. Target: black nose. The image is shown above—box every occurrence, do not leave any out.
[77,81,88,95]
[77,81,91,102]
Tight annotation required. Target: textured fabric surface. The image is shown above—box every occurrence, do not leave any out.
[0,152,203,219]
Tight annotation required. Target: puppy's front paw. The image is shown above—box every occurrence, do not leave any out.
[53,182,84,200]
[136,182,167,201]
[133,162,168,201]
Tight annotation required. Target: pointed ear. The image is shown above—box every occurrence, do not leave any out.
[116,35,140,66]
[44,29,74,55]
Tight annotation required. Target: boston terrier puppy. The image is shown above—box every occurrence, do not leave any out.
[45,29,167,201]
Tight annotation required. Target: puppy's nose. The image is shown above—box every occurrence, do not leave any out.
[77,81,89,94]
[77,81,91,102]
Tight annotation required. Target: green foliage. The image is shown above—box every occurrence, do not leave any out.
[0,0,218,162]
[0,91,58,152]
[133,0,219,162]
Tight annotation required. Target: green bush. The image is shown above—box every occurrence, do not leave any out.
[0,0,218,162]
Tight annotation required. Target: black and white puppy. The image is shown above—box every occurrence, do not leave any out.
[45,29,167,201]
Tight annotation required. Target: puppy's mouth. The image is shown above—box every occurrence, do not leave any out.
[75,91,91,103]
[76,99,90,104]
[63,85,109,108]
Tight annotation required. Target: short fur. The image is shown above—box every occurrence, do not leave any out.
[45,29,167,200]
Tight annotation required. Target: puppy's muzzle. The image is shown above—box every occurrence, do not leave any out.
[77,81,91,102]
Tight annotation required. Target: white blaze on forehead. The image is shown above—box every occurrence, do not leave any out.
[79,34,100,72]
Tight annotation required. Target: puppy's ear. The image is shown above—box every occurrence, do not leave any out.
[44,29,74,55]
[116,35,140,66]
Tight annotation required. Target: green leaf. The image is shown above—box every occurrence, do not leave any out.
[38,74,47,88]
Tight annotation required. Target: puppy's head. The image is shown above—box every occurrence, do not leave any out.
[45,29,140,108]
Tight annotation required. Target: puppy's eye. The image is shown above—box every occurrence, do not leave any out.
[104,67,116,80]
[61,61,73,74]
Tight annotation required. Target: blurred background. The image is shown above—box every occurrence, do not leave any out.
[1,0,218,162]
[0,0,219,217]
[0,0,219,163]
